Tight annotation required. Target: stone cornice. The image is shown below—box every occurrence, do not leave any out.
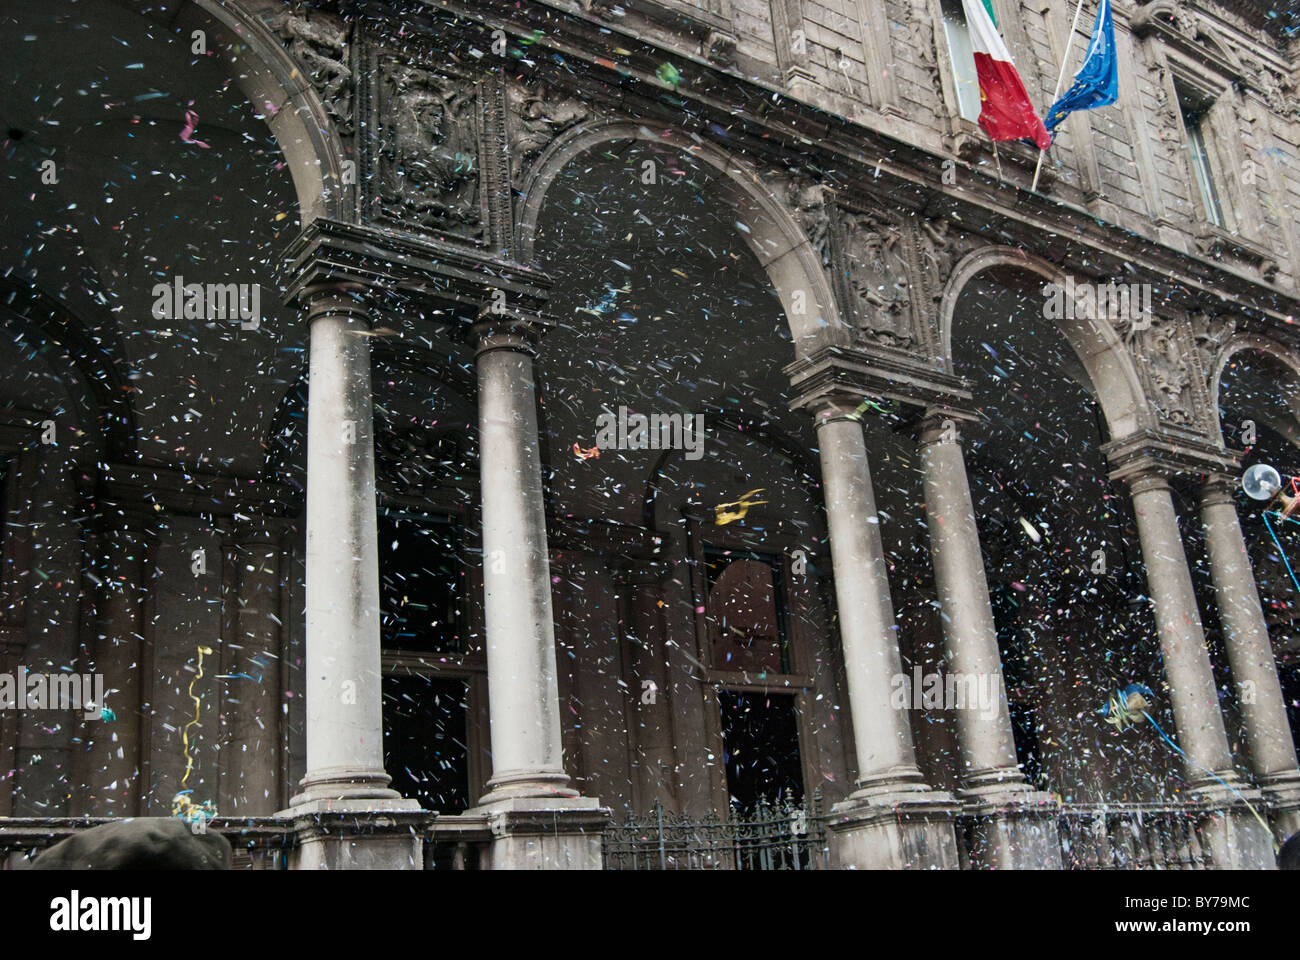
[278,218,552,319]
[783,345,972,413]
[1103,429,1242,483]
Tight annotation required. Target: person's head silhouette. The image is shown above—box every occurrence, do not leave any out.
[1279,832,1300,870]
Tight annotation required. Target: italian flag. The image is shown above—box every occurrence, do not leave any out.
[962,0,1051,149]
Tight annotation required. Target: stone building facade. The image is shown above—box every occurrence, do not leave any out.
[1,0,1300,868]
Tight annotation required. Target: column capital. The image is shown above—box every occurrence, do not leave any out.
[1199,472,1240,509]
[914,405,979,447]
[301,284,373,325]
[473,310,552,358]
[808,394,866,426]
[1126,469,1174,497]
[278,218,551,319]
[783,344,972,415]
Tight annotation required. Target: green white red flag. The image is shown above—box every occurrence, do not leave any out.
[962,0,1052,150]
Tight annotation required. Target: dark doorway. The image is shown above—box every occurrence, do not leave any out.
[718,691,805,808]
[382,673,470,813]
[379,509,471,812]
[378,512,464,654]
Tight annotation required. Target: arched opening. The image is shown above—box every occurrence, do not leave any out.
[0,0,325,818]
[526,136,854,818]
[1212,347,1300,753]
[945,264,1174,803]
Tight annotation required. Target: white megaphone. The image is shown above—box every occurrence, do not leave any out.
[1242,463,1299,517]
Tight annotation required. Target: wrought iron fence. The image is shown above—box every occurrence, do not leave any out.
[603,792,828,870]
[1057,803,1213,869]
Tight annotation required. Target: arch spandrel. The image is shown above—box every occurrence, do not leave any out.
[514,118,849,357]
[167,0,351,224]
[1209,332,1300,448]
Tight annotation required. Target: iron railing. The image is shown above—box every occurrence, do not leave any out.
[0,799,1239,870]
[602,793,829,870]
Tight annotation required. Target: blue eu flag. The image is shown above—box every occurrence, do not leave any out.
[1044,0,1119,135]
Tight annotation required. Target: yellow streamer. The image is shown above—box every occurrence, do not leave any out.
[173,645,216,826]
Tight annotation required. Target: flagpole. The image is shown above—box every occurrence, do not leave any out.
[1031,0,1088,193]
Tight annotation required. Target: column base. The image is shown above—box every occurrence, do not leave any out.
[1258,770,1300,843]
[469,795,610,870]
[826,790,962,870]
[959,788,1063,869]
[290,768,402,806]
[476,770,580,805]
[1189,784,1278,869]
[283,798,432,870]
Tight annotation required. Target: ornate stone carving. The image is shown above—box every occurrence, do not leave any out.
[1147,61,1181,145]
[1133,1,1244,76]
[904,0,945,106]
[909,218,958,355]
[838,212,913,347]
[376,61,482,239]
[783,179,832,270]
[704,31,737,69]
[272,9,353,135]
[917,219,955,296]
[1243,57,1297,118]
[579,0,617,17]
[1191,311,1236,374]
[1132,314,1195,427]
[506,82,591,189]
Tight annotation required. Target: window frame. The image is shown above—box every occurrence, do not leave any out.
[1177,89,1227,229]
[1160,55,1240,234]
[939,0,982,124]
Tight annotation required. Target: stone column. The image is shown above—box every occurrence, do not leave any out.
[811,397,961,869]
[470,313,607,868]
[1129,472,1239,782]
[286,287,429,869]
[918,411,1021,789]
[1200,474,1300,839]
[917,409,1061,868]
[1125,467,1273,868]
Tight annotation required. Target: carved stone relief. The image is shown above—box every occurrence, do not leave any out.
[272,8,354,135]
[1147,61,1182,146]
[1130,313,1198,429]
[1243,56,1298,119]
[904,0,945,106]
[374,59,483,240]
[838,211,913,347]
[703,31,738,69]
[1191,310,1236,381]
[782,178,832,271]
[506,82,591,190]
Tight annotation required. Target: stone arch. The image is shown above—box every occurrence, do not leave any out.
[172,0,350,223]
[515,118,846,356]
[1209,333,1300,448]
[0,279,135,461]
[938,245,1152,438]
